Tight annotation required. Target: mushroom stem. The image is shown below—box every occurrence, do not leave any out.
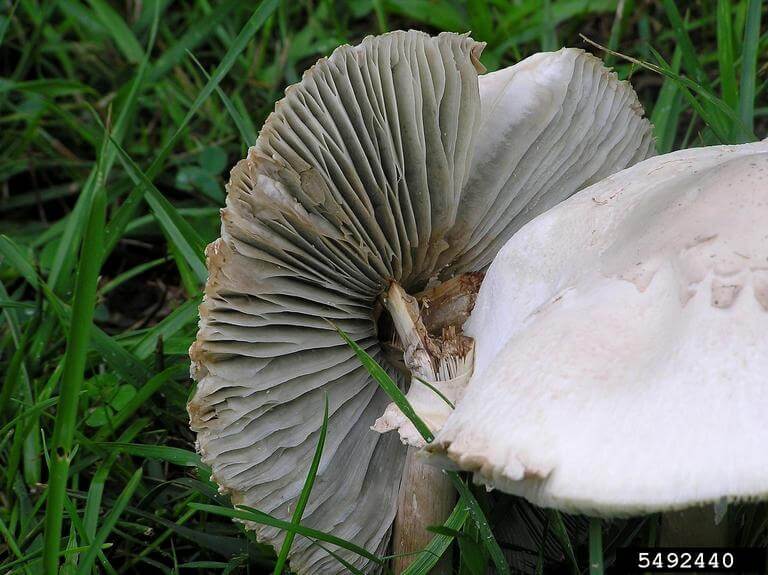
[383,282,438,379]
[392,448,455,574]
[381,282,461,573]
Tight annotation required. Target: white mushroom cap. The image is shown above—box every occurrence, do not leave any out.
[428,141,768,516]
[188,31,654,573]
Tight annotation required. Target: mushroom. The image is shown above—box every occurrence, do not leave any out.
[188,30,654,574]
[427,141,768,543]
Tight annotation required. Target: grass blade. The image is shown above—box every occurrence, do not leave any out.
[650,47,683,153]
[660,0,730,137]
[413,375,455,409]
[0,544,111,574]
[716,0,738,109]
[38,282,151,383]
[85,0,144,63]
[0,0,20,48]
[332,322,434,442]
[147,0,242,82]
[401,503,469,575]
[92,364,188,441]
[188,51,258,146]
[0,396,60,438]
[108,134,208,282]
[190,503,384,565]
[94,443,204,468]
[46,5,158,292]
[547,509,579,575]
[604,0,628,67]
[103,0,278,257]
[61,495,117,574]
[99,257,167,296]
[145,0,278,180]
[0,320,34,417]
[738,0,762,141]
[540,0,557,51]
[535,515,550,575]
[75,468,143,575]
[310,542,366,575]
[589,517,603,575]
[273,395,329,575]
[647,45,729,142]
[42,140,107,575]
[447,475,510,575]
[84,420,147,540]
[0,234,38,287]
[581,35,756,142]
[660,0,708,87]
[130,297,201,359]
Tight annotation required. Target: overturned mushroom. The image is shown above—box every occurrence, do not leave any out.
[428,142,768,527]
[189,30,654,574]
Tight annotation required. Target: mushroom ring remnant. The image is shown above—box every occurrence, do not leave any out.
[427,141,768,516]
[188,30,654,574]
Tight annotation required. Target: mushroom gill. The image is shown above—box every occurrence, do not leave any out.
[188,30,654,574]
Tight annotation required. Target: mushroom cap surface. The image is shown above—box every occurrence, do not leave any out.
[428,142,768,516]
[188,30,654,572]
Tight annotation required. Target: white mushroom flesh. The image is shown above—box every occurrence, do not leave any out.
[428,142,768,516]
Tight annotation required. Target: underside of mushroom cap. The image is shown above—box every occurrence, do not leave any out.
[189,31,655,573]
[441,47,655,273]
[427,142,768,516]
[371,46,657,448]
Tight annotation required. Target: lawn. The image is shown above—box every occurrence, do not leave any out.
[1,0,767,573]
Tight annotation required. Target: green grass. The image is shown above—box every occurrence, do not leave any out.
[588,519,603,575]
[1,0,766,573]
[42,117,107,574]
